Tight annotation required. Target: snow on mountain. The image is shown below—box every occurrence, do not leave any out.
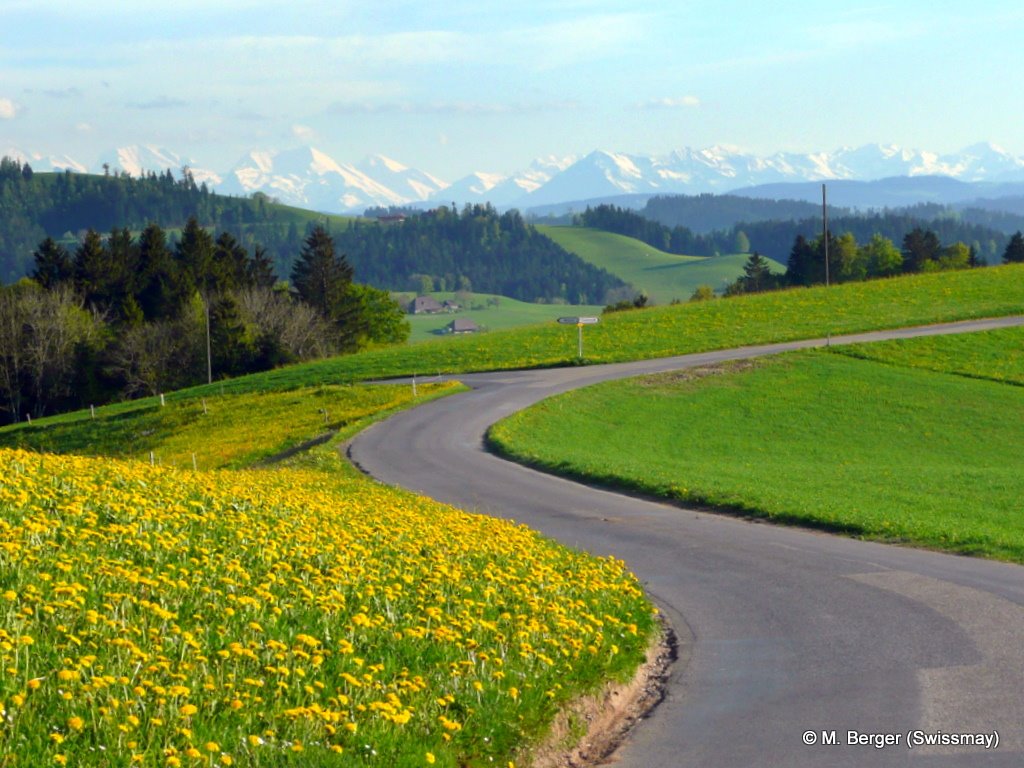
[219,147,429,211]
[2,147,87,173]
[516,144,1024,209]
[434,172,507,205]
[517,150,667,207]
[355,154,448,202]
[439,155,578,207]
[7,141,1024,212]
[97,144,222,186]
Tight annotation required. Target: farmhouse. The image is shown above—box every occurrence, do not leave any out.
[447,318,479,334]
[409,296,444,314]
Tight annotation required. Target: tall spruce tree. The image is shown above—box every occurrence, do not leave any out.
[30,238,73,289]
[786,235,816,286]
[1002,231,1024,263]
[291,225,353,317]
[136,223,177,320]
[291,225,362,351]
[73,229,111,307]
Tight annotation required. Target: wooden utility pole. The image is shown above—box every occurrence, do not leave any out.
[823,184,830,287]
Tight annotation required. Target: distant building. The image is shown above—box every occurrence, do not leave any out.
[409,296,444,314]
[376,214,406,225]
[442,300,461,313]
[447,318,479,334]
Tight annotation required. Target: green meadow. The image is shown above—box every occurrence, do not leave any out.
[159,263,1024,402]
[402,291,604,342]
[11,265,1024,441]
[538,225,785,304]
[488,326,1024,563]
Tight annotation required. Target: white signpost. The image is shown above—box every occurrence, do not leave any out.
[557,316,599,359]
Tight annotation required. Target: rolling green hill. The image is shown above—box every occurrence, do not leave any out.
[537,225,785,304]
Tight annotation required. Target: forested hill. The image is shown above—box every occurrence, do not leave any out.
[0,157,321,284]
[578,203,1012,264]
[1,159,623,303]
[641,194,830,234]
[321,205,624,304]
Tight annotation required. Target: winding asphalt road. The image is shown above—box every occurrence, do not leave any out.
[350,317,1024,767]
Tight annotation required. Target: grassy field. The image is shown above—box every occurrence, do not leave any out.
[488,326,1024,563]
[538,226,785,304]
[0,383,655,766]
[401,292,604,343]
[131,263,1024,405]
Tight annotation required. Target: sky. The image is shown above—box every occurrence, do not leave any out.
[2,0,1024,180]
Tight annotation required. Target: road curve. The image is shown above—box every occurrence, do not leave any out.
[349,317,1024,767]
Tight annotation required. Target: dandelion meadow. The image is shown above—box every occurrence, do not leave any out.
[0,389,656,766]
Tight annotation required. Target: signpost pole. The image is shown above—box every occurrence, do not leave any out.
[558,316,599,361]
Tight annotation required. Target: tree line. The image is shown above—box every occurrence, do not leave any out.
[720,226,1024,297]
[576,203,1011,265]
[0,220,407,424]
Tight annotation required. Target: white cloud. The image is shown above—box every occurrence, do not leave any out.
[291,124,316,141]
[0,98,20,119]
[326,99,579,116]
[514,12,652,69]
[640,96,700,109]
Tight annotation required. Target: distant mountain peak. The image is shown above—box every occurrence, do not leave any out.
[7,140,1024,213]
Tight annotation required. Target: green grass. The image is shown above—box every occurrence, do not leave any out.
[0,382,461,470]
[10,265,1024,437]
[538,225,785,303]
[488,327,1024,562]
[832,325,1024,386]
[155,264,1024,402]
[402,291,604,342]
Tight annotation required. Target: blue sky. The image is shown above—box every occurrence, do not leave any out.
[2,0,1023,179]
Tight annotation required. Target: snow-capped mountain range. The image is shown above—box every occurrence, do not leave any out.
[5,142,1024,214]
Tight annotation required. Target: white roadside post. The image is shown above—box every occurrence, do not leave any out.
[557,316,600,360]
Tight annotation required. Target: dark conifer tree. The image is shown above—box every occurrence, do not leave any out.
[291,225,353,317]
[73,229,110,306]
[901,227,941,272]
[175,216,215,297]
[741,251,774,293]
[1002,231,1024,263]
[30,237,73,289]
[247,245,277,288]
[213,231,250,290]
[785,235,816,286]
[136,223,179,320]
